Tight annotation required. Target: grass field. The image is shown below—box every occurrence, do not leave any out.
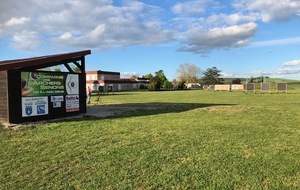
[1,89,300,189]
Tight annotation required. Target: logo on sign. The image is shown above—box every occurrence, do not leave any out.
[25,106,33,115]
[37,105,46,114]
[51,96,64,102]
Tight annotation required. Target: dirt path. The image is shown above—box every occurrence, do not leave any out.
[85,104,151,118]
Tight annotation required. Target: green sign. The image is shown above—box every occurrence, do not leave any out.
[21,72,79,97]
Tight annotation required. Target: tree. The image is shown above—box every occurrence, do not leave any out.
[177,80,186,90]
[232,78,241,84]
[143,73,153,79]
[72,66,82,73]
[149,76,161,91]
[164,80,172,90]
[148,70,168,91]
[155,70,167,85]
[249,76,254,83]
[176,63,202,83]
[202,67,223,85]
[53,66,62,72]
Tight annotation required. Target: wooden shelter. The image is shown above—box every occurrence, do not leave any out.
[0,50,91,123]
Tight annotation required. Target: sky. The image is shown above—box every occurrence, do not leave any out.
[1,0,300,80]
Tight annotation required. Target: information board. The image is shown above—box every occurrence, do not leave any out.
[261,83,271,93]
[21,72,79,97]
[245,83,255,93]
[277,83,287,93]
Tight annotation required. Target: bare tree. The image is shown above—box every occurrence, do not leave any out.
[176,63,202,83]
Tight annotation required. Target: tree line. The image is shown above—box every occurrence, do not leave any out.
[134,63,226,91]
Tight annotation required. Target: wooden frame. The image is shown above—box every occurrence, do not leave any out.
[260,83,271,94]
[214,84,231,91]
[244,83,255,93]
[276,82,288,94]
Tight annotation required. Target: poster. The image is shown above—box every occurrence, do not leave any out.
[21,72,79,97]
[66,95,79,112]
[66,74,79,95]
[22,97,48,117]
[51,96,63,108]
[51,96,64,102]
[53,102,61,108]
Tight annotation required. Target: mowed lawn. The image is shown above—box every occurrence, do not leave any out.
[1,89,300,189]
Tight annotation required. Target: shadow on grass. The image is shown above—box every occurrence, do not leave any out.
[3,102,236,129]
[83,102,236,120]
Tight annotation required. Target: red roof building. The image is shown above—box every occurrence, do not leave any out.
[86,70,149,92]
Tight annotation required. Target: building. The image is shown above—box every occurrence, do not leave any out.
[185,83,202,89]
[86,70,149,92]
[0,50,91,123]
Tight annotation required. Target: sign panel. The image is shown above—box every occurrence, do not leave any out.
[53,102,61,108]
[246,83,255,91]
[22,97,48,117]
[21,72,79,97]
[66,95,79,112]
[277,83,287,91]
[51,96,64,102]
[215,84,230,91]
[231,84,244,90]
[66,74,79,95]
[261,83,270,91]
[276,82,288,93]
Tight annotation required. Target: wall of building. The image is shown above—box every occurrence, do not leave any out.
[100,74,120,80]
[86,74,98,80]
[0,71,8,123]
[7,70,22,123]
[86,71,120,81]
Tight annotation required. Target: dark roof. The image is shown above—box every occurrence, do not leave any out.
[86,70,120,75]
[0,50,91,71]
[86,79,136,84]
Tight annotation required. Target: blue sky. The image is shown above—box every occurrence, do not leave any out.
[1,0,300,80]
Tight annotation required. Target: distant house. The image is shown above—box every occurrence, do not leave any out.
[86,70,149,92]
[185,83,202,89]
[135,77,150,89]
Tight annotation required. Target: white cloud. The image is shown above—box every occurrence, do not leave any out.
[12,30,40,51]
[205,13,258,26]
[0,0,174,51]
[120,71,140,78]
[282,59,300,66]
[58,18,173,49]
[234,0,300,22]
[275,68,300,75]
[4,17,30,27]
[87,24,106,39]
[0,0,297,54]
[172,0,213,16]
[252,67,300,76]
[59,32,72,40]
[251,37,300,47]
[178,22,258,54]
[221,72,236,78]
[251,70,272,76]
